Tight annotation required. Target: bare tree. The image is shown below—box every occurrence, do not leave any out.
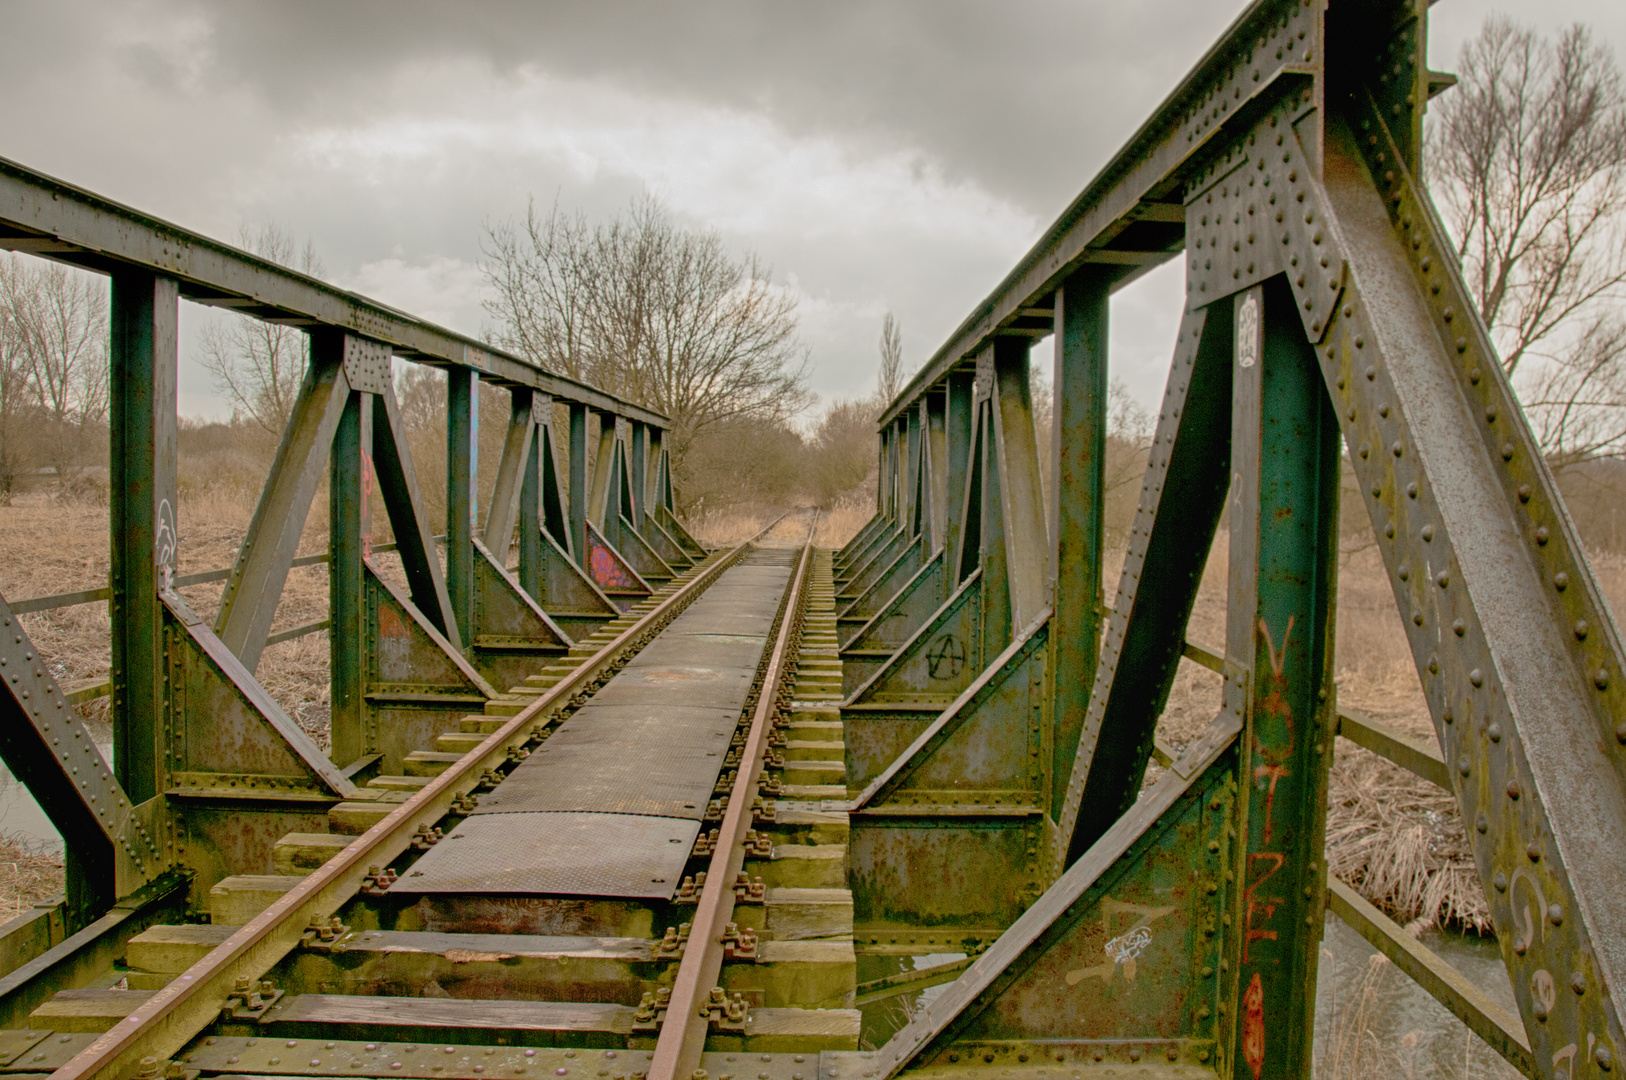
[0,279,40,499]
[482,196,811,495]
[199,224,324,434]
[877,312,904,405]
[1430,17,1626,466]
[0,255,107,488]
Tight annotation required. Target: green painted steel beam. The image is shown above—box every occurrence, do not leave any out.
[1049,268,1109,821]
[329,384,372,767]
[1217,277,1340,1080]
[446,367,479,649]
[568,401,588,559]
[108,270,177,815]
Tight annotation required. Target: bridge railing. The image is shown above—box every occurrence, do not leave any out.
[835,1,1625,1076]
[0,155,701,935]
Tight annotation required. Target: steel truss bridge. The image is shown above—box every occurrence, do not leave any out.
[0,1,1618,1078]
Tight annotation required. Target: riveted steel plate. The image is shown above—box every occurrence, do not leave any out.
[477,741,724,818]
[388,812,698,898]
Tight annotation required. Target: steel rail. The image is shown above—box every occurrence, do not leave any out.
[51,517,787,1080]
[648,513,818,1080]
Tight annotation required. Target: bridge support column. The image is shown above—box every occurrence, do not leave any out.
[1049,270,1109,823]
[517,410,544,598]
[568,401,588,558]
[108,271,178,813]
[630,421,647,530]
[446,368,479,650]
[104,270,177,928]
[1219,278,1338,1080]
[329,378,373,768]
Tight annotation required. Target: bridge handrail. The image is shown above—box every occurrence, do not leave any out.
[0,155,668,429]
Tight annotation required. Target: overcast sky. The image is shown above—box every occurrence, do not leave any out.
[2,0,1623,422]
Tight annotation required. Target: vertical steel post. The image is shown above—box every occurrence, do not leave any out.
[588,411,617,526]
[518,424,543,598]
[328,366,372,768]
[904,406,922,536]
[990,337,1048,633]
[630,422,647,530]
[1050,270,1109,822]
[894,418,908,521]
[108,270,178,810]
[1222,279,1338,1080]
[925,392,947,552]
[446,368,478,648]
[874,427,889,520]
[647,428,663,516]
[568,401,588,558]
[943,370,975,584]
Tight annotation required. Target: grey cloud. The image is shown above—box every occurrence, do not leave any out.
[187,0,1240,216]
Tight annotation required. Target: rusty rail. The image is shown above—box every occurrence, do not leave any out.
[648,515,817,1080]
[51,517,787,1080]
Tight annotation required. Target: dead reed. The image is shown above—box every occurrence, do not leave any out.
[0,832,64,924]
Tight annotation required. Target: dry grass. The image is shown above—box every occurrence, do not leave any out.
[0,486,332,747]
[690,506,784,547]
[1317,953,1397,1080]
[813,504,872,549]
[8,462,1626,936]
[688,499,871,550]
[1326,753,1488,932]
[1148,533,1626,935]
[0,832,65,922]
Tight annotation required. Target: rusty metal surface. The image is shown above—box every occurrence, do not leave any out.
[474,743,724,819]
[871,719,1240,1077]
[386,811,700,898]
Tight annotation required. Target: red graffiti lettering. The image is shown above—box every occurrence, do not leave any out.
[1243,851,1286,963]
[1254,615,1296,768]
[1242,973,1266,1080]
[1253,764,1290,845]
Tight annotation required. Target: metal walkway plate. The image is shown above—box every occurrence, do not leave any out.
[388,812,698,898]
[476,742,724,818]
[405,557,791,898]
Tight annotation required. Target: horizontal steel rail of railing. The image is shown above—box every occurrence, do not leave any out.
[14,536,439,706]
[0,156,668,428]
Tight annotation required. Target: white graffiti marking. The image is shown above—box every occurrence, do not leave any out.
[1237,293,1260,369]
[155,498,177,590]
[1105,926,1153,967]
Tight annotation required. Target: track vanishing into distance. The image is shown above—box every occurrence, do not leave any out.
[13,511,881,1080]
[9,1,1626,1076]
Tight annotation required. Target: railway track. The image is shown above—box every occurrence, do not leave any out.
[14,509,864,1080]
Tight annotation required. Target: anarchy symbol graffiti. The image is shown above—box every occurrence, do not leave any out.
[926,634,966,680]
